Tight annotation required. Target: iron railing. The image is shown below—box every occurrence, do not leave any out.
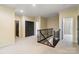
[37,28,60,48]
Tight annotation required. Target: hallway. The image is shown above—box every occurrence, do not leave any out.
[0,36,79,54]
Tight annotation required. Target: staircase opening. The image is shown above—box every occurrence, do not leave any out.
[37,28,60,48]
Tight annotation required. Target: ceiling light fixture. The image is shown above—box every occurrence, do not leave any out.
[20,10,24,13]
[32,4,36,7]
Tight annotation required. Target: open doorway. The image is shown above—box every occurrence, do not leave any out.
[62,17,73,47]
[77,16,79,45]
[25,21,34,37]
[15,21,19,37]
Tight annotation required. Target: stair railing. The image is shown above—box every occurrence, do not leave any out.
[37,28,60,48]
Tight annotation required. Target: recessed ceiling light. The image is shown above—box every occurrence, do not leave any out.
[32,4,36,7]
[20,10,24,13]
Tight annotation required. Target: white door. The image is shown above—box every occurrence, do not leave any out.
[63,17,73,47]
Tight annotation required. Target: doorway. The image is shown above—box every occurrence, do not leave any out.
[62,17,73,47]
[77,16,79,45]
[15,21,19,37]
[25,21,34,37]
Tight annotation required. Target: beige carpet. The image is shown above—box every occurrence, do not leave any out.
[0,36,79,54]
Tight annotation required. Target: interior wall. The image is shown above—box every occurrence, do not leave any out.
[16,16,48,37]
[35,16,41,30]
[15,16,59,38]
[59,7,78,43]
[40,17,47,29]
[21,16,36,37]
[47,15,59,30]
[0,6,15,47]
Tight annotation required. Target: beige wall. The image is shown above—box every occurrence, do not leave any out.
[23,16,36,37]
[40,17,47,29]
[59,7,78,43]
[15,16,48,37]
[0,6,15,47]
[16,16,36,37]
[15,15,60,37]
[35,16,47,29]
[47,15,59,30]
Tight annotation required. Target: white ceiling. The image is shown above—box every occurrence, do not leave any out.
[5,4,78,17]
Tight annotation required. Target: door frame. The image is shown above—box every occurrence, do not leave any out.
[15,20,19,37]
[77,16,79,45]
[62,17,73,42]
[25,21,34,37]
